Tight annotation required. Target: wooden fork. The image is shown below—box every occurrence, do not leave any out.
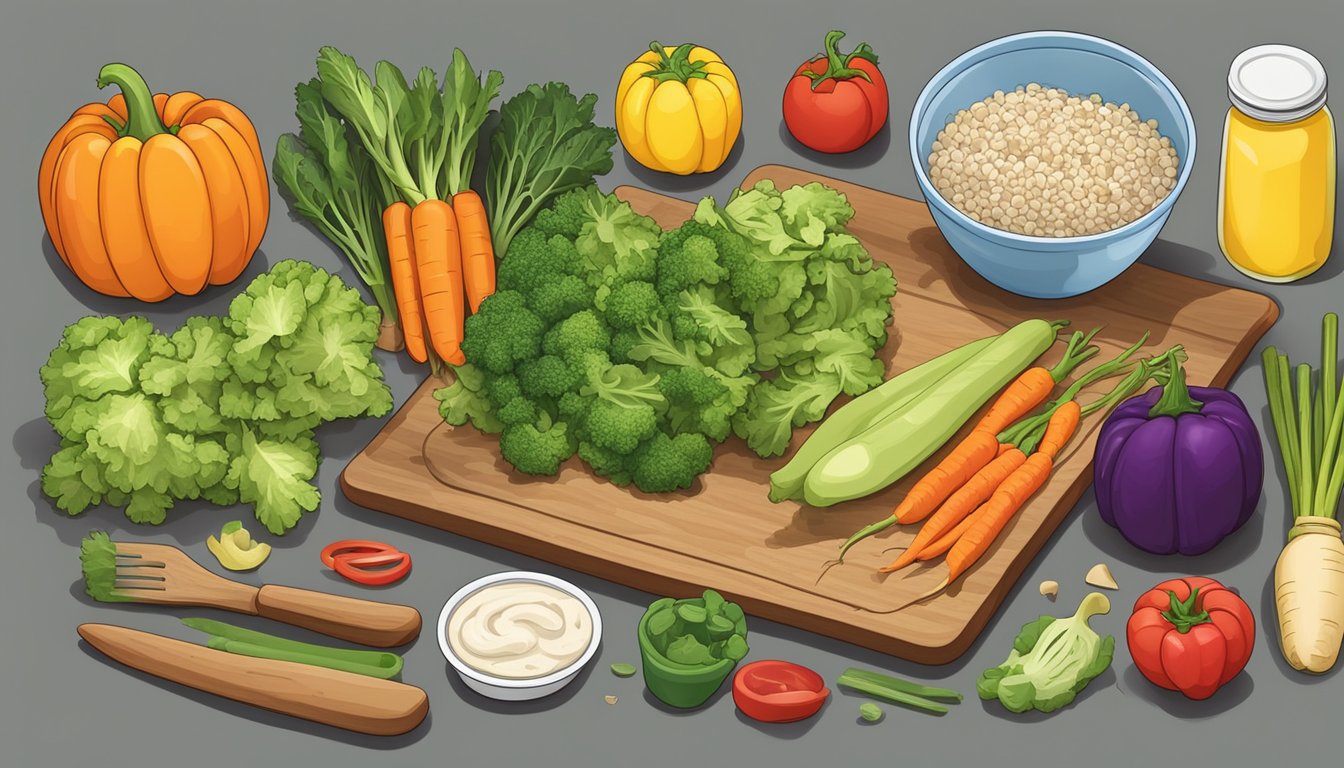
[111,541,420,648]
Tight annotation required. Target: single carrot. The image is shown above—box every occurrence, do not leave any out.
[411,199,467,366]
[945,401,1080,584]
[916,515,976,562]
[880,447,1028,572]
[384,202,427,363]
[971,328,1097,435]
[453,190,496,313]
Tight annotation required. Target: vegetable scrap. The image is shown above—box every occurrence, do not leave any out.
[434,180,897,491]
[732,660,830,723]
[321,540,412,587]
[977,592,1115,714]
[1263,313,1344,673]
[858,702,884,722]
[610,663,637,678]
[604,695,619,705]
[207,520,271,571]
[639,589,749,709]
[39,260,393,534]
[1085,563,1118,591]
[1039,580,1059,599]
[836,667,962,716]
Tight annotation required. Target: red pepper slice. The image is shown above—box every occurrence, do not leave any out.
[332,550,412,586]
[320,539,396,569]
[732,660,830,723]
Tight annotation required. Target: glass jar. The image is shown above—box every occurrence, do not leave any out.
[1218,45,1335,282]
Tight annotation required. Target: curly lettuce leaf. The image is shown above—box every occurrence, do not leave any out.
[226,430,321,535]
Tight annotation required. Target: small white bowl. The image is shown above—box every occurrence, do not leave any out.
[437,571,602,701]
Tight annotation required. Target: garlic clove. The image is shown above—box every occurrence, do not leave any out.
[1039,580,1059,599]
[1085,563,1119,590]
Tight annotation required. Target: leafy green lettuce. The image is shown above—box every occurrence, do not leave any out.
[40,260,392,534]
[977,592,1116,714]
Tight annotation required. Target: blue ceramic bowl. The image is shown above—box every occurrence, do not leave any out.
[909,31,1195,298]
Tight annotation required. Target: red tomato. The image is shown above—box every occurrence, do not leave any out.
[732,660,830,723]
[783,30,888,154]
[1127,577,1254,700]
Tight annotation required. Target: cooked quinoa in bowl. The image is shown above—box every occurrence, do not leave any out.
[927,83,1179,237]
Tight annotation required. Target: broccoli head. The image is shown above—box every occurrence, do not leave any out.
[631,432,713,493]
[499,422,574,476]
[461,290,545,374]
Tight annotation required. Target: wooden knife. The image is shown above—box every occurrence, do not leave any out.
[79,623,429,736]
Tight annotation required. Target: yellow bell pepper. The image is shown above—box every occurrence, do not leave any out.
[616,42,741,175]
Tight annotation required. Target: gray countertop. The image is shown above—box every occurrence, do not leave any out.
[3,0,1341,765]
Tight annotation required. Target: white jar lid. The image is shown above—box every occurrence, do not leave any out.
[1228,45,1327,122]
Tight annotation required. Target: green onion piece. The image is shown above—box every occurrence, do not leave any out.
[184,618,403,678]
[838,667,963,701]
[204,637,402,679]
[837,673,949,715]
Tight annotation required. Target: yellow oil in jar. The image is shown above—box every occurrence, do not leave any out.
[1218,106,1335,281]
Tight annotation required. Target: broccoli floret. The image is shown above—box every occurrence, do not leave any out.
[499,422,574,476]
[543,310,610,362]
[602,280,661,330]
[610,329,641,363]
[496,396,538,426]
[632,432,713,492]
[485,374,524,410]
[584,400,658,454]
[518,355,580,400]
[656,233,727,298]
[557,391,588,425]
[532,274,593,323]
[496,230,583,296]
[461,290,545,374]
[659,366,754,442]
[659,366,727,406]
[578,441,636,486]
[532,187,591,239]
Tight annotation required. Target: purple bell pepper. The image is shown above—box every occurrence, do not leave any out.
[1094,358,1262,555]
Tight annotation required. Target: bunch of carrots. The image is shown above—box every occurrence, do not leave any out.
[315,48,504,371]
[839,333,1186,604]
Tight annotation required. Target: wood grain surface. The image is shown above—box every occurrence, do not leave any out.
[341,165,1278,664]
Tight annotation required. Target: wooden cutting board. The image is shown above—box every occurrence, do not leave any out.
[342,165,1277,664]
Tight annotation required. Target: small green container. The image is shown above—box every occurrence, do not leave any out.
[637,606,737,709]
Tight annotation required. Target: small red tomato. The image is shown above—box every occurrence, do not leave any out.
[1127,577,1253,700]
[732,660,830,723]
[783,30,888,153]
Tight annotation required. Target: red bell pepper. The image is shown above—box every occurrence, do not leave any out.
[320,539,411,586]
[1127,577,1254,700]
[732,660,830,723]
[782,30,888,154]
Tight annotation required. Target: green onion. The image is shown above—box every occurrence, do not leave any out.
[1261,313,1344,527]
[183,618,403,679]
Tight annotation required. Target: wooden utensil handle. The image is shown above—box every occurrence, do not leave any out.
[78,624,429,736]
[254,585,421,648]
